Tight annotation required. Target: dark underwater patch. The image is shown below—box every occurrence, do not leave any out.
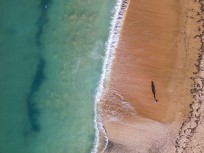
[26,58,45,132]
[26,0,52,132]
[35,0,52,47]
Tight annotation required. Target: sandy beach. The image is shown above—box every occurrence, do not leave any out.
[99,0,204,152]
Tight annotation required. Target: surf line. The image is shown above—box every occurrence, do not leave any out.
[151,81,158,102]
[92,0,130,153]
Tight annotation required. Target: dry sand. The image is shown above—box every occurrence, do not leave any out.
[99,0,204,152]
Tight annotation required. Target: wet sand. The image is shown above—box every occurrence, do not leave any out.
[99,0,204,152]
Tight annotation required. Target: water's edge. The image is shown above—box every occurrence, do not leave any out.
[92,0,130,152]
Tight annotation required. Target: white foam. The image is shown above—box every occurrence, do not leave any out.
[92,0,129,152]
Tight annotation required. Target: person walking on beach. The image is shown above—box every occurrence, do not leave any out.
[151,81,158,102]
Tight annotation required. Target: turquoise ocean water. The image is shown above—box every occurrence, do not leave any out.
[0,0,115,153]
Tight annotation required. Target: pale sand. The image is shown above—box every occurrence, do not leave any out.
[99,0,204,152]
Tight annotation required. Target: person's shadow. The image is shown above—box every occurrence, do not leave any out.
[151,81,158,102]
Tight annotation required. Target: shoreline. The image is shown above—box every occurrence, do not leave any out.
[92,0,130,152]
[98,0,204,152]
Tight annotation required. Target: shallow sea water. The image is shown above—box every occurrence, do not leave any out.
[0,0,114,152]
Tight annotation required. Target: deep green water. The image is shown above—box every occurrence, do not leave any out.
[0,0,114,152]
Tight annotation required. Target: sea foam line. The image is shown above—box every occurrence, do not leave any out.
[92,0,129,152]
